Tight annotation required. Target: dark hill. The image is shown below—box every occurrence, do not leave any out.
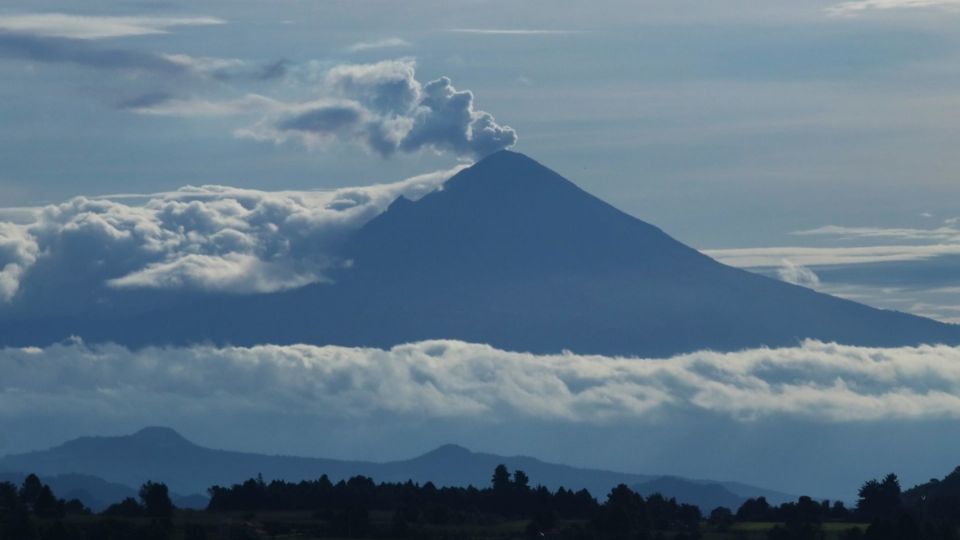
[0,428,792,510]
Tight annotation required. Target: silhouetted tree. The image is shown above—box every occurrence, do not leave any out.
[102,497,144,517]
[33,485,62,519]
[19,474,44,508]
[706,507,732,533]
[492,464,511,491]
[595,484,647,538]
[737,496,773,521]
[513,470,531,491]
[858,474,901,521]
[139,481,174,519]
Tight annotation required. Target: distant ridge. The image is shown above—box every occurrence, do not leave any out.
[0,428,794,511]
[1,150,958,355]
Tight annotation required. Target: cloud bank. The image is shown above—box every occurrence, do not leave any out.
[0,168,461,302]
[4,339,960,426]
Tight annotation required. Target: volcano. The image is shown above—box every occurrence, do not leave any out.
[3,151,958,356]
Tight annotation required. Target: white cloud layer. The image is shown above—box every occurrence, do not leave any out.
[0,167,462,301]
[0,13,225,40]
[4,339,960,424]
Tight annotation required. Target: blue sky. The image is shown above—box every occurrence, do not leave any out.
[3,0,960,498]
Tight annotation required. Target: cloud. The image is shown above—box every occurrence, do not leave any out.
[123,94,281,116]
[0,32,190,74]
[777,259,821,288]
[827,0,960,15]
[11,339,960,498]
[0,167,463,302]
[446,29,581,35]
[144,59,519,159]
[347,38,411,53]
[794,224,960,243]
[4,339,960,427]
[0,31,284,81]
[0,13,224,40]
[0,13,281,81]
[705,244,960,267]
[0,222,39,302]
[160,54,289,81]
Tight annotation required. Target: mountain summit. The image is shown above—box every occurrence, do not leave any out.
[329,150,960,355]
[2,151,958,355]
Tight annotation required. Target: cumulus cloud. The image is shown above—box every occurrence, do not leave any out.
[145,59,519,159]
[4,339,960,425]
[0,222,39,302]
[0,167,463,302]
[828,0,960,15]
[0,13,224,40]
[777,259,821,288]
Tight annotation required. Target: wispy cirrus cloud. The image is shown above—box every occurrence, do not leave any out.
[0,13,225,40]
[705,244,960,268]
[827,0,960,16]
[707,219,960,268]
[0,13,285,80]
[347,37,410,53]
[794,224,960,243]
[0,32,191,74]
[446,28,581,35]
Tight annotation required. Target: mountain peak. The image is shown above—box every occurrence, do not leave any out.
[129,426,191,445]
[420,444,473,459]
[443,150,578,197]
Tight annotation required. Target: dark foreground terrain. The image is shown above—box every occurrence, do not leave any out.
[3,462,959,540]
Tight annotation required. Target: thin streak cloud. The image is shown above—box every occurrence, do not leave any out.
[704,244,960,268]
[0,13,225,40]
[347,38,411,52]
[446,28,581,35]
[827,0,960,16]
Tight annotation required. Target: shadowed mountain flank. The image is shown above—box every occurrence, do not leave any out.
[1,151,957,356]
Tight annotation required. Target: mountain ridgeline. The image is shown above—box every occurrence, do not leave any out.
[1,151,958,355]
[0,428,791,512]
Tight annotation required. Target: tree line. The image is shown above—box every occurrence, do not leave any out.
[2,465,960,539]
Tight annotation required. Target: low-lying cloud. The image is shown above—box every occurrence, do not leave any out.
[0,168,461,303]
[4,339,960,425]
[8,339,960,498]
[777,259,821,288]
